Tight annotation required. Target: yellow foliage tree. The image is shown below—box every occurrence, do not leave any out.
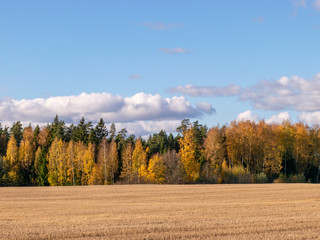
[108,140,118,184]
[120,142,133,183]
[4,135,18,168]
[138,164,148,183]
[293,123,311,174]
[66,140,76,185]
[74,141,86,185]
[132,138,147,182]
[96,138,107,184]
[47,138,67,186]
[262,124,283,179]
[146,154,165,184]
[4,135,19,184]
[179,129,200,182]
[82,142,95,185]
[18,127,35,178]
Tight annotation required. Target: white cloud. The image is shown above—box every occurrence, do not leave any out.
[196,102,215,114]
[170,84,240,97]
[115,120,181,137]
[0,92,212,126]
[236,110,260,122]
[298,112,320,125]
[265,112,291,124]
[142,22,183,30]
[159,47,191,54]
[170,73,320,117]
[240,73,320,111]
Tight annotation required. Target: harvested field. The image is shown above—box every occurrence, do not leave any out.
[0,184,319,239]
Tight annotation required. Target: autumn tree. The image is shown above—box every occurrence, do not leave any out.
[226,121,259,173]
[179,128,201,182]
[163,150,183,184]
[66,140,76,185]
[82,142,95,185]
[120,142,133,183]
[3,135,19,185]
[307,127,320,182]
[203,126,226,181]
[293,123,311,175]
[18,126,36,185]
[145,154,166,183]
[107,140,118,184]
[47,138,67,186]
[96,138,108,184]
[262,124,284,180]
[132,138,147,183]
[74,141,86,185]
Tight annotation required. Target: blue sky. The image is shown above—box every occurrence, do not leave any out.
[1,0,320,135]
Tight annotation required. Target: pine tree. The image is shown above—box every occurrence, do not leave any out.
[10,121,23,146]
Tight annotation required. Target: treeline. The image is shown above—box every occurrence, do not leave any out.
[0,116,319,186]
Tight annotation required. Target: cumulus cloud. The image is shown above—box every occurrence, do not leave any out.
[170,84,240,97]
[170,73,320,115]
[298,112,320,125]
[142,22,183,30]
[196,102,215,114]
[240,73,320,111]
[236,110,260,122]
[0,92,124,123]
[236,111,292,124]
[0,92,212,126]
[265,112,291,124]
[159,47,191,54]
[115,120,181,137]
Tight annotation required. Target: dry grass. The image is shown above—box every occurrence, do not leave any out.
[0,184,319,239]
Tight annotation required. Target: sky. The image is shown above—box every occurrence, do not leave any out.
[1,0,320,136]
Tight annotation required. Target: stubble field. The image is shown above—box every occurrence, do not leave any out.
[0,184,319,239]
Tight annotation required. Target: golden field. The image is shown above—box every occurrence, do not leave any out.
[0,184,319,239]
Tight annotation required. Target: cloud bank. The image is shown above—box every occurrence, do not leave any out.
[240,73,320,112]
[171,73,320,125]
[172,73,320,112]
[0,92,213,135]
